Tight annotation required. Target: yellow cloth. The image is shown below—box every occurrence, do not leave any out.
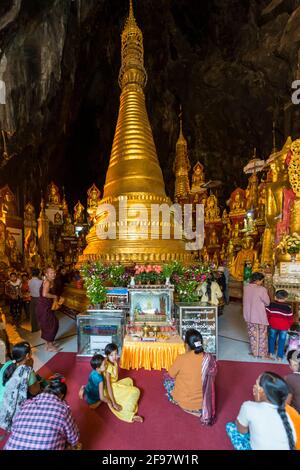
[105,362,140,423]
[120,336,185,371]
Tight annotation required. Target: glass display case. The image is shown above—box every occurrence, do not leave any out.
[175,303,218,357]
[77,310,125,357]
[128,286,174,324]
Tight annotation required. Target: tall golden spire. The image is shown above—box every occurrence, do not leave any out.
[103,0,165,198]
[82,1,193,264]
[174,107,191,202]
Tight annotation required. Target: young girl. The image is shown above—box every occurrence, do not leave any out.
[226,372,298,450]
[79,354,111,409]
[104,343,143,423]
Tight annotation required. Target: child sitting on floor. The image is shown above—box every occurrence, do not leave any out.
[79,354,111,409]
[104,343,143,423]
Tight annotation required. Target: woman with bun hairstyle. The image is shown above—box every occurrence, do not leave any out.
[164,329,217,425]
[4,374,80,450]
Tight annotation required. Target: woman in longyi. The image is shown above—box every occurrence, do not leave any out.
[104,343,143,423]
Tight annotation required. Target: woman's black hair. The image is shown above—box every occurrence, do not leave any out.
[259,372,295,450]
[3,341,31,385]
[44,373,67,399]
[90,354,104,370]
[250,272,265,283]
[205,273,216,302]
[184,329,204,354]
[104,343,118,356]
[289,323,300,333]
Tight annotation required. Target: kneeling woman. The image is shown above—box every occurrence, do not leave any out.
[164,329,217,425]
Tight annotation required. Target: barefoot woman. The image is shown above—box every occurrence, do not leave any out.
[37,267,60,352]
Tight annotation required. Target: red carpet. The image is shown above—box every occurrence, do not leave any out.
[0,353,290,450]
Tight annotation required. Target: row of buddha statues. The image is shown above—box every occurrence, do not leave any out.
[0,180,105,271]
[173,114,300,282]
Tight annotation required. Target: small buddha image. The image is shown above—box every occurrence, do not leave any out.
[231,222,240,240]
[54,212,63,225]
[87,184,101,222]
[63,213,75,236]
[47,182,61,207]
[201,246,210,263]
[222,209,230,225]
[24,202,35,223]
[191,162,205,193]
[205,195,221,223]
[56,236,64,253]
[245,173,258,211]
[257,183,266,222]
[1,186,17,217]
[74,201,85,225]
[208,228,219,247]
[229,189,246,216]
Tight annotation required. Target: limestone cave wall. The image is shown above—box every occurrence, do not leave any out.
[0,0,300,211]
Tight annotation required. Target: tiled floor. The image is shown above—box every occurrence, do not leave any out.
[7,302,287,369]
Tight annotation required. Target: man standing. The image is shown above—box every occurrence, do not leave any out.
[28,269,42,333]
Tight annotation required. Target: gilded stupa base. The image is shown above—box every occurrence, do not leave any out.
[80,239,194,265]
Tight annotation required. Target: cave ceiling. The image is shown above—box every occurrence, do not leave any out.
[0,0,300,211]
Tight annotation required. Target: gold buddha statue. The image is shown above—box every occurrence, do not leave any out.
[74,201,85,225]
[230,236,258,281]
[222,209,229,225]
[262,137,292,264]
[47,182,61,207]
[201,246,210,263]
[24,202,35,223]
[191,162,205,193]
[87,184,101,223]
[56,236,64,253]
[63,213,75,237]
[227,239,235,267]
[6,231,21,265]
[229,189,246,217]
[0,221,9,265]
[205,194,221,223]
[54,212,62,225]
[288,138,300,234]
[245,173,258,211]
[220,243,226,263]
[231,222,240,240]
[0,186,17,218]
[208,228,219,247]
[212,251,219,266]
[62,197,68,217]
[257,182,266,222]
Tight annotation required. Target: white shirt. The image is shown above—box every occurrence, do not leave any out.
[28,277,42,298]
[237,401,296,450]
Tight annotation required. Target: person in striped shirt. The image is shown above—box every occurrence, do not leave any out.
[266,290,294,361]
[4,374,80,450]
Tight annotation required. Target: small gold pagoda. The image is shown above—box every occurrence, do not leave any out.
[173,109,191,203]
[82,1,192,264]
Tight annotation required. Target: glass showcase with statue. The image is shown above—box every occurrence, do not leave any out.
[128,286,174,324]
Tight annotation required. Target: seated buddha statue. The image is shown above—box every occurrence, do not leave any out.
[230,237,258,282]
[74,201,85,225]
[47,182,61,207]
[63,213,75,236]
[191,162,205,193]
[229,189,246,217]
[1,188,17,218]
[208,228,220,247]
[87,184,101,222]
[205,195,221,223]
[231,222,240,240]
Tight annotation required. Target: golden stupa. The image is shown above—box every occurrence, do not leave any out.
[82,1,193,264]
